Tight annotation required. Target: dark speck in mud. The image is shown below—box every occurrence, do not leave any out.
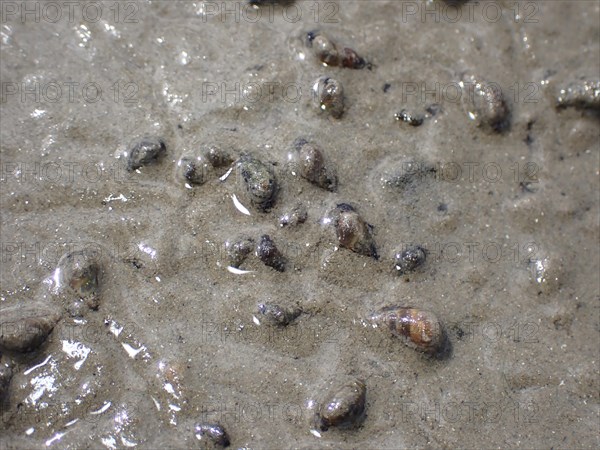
[383,83,391,93]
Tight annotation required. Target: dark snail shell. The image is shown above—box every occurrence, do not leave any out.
[369,306,445,354]
[255,235,286,272]
[394,246,427,274]
[194,423,230,448]
[237,155,277,211]
[127,136,166,171]
[177,155,210,185]
[316,378,366,431]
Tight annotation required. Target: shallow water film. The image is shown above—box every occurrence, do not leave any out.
[1,1,599,448]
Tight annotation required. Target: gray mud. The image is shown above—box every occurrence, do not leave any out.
[1,1,599,448]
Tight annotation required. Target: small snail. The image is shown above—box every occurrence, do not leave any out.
[127,136,166,171]
[369,306,446,354]
[315,378,366,431]
[237,155,277,211]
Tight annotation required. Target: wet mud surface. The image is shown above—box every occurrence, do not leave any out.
[1,1,599,448]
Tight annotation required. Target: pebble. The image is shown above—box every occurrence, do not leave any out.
[556,77,600,110]
[237,155,277,211]
[255,235,286,272]
[461,74,510,132]
[313,76,345,119]
[294,138,338,191]
[394,245,427,274]
[257,303,301,326]
[330,203,378,259]
[0,303,61,352]
[127,136,166,171]
[369,306,446,355]
[315,378,366,431]
[194,423,230,448]
[279,203,308,227]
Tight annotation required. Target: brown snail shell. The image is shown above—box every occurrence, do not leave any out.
[331,204,378,259]
[369,306,445,354]
[315,378,366,431]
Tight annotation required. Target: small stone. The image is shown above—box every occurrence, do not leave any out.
[127,137,166,171]
[256,235,286,272]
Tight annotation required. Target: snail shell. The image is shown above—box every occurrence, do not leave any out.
[237,155,277,211]
[316,378,366,431]
[257,303,301,326]
[306,31,367,69]
[394,245,427,274]
[369,306,445,354]
[0,303,61,352]
[313,76,344,119]
[332,204,378,259]
[556,77,600,110]
[461,74,509,133]
[227,236,255,269]
[56,250,102,312]
[255,234,286,272]
[194,423,230,448]
[127,136,166,171]
[177,155,210,185]
[294,138,338,192]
